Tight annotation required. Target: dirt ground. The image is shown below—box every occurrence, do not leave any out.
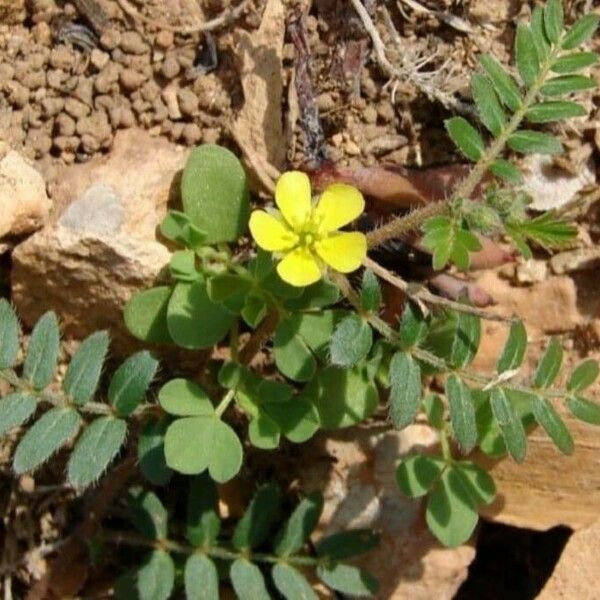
[1,0,600,598]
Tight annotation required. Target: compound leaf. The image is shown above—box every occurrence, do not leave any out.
[532,396,574,455]
[185,554,219,600]
[489,159,523,183]
[471,73,505,136]
[396,454,445,498]
[566,396,600,425]
[541,74,596,96]
[562,14,600,50]
[233,483,281,550]
[515,25,539,87]
[479,54,522,111]
[330,315,372,368]
[534,337,563,388]
[230,559,271,600]
[316,530,379,561]
[316,564,379,597]
[109,351,158,416]
[497,320,527,374]
[543,0,563,44]
[124,287,173,344]
[158,378,213,416]
[567,359,599,392]
[360,269,382,312]
[552,52,598,73]
[450,308,481,369]
[445,117,484,161]
[389,352,422,429]
[508,130,563,154]
[138,418,172,486]
[23,312,60,390]
[67,416,127,487]
[136,549,174,600]
[272,564,317,600]
[13,408,81,474]
[446,375,477,454]
[0,392,37,437]
[0,299,20,369]
[527,101,586,122]
[274,492,323,556]
[63,331,109,405]
[490,388,527,462]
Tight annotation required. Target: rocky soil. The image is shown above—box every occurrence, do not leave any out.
[1,0,600,598]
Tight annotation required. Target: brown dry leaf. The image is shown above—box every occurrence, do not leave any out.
[232,0,286,194]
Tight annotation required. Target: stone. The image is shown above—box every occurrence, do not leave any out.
[177,88,199,117]
[160,54,181,79]
[538,520,600,598]
[0,0,26,24]
[300,426,475,599]
[12,129,189,351]
[119,68,147,92]
[119,31,148,55]
[155,30,174,49]
[0,149,51,239]
[90,49,110,70]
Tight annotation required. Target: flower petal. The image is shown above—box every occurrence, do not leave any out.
[315,232,367,273]
[249,210,298,251]
[275,171,312,230]
[314,183,365,233]
[276,247,322,287]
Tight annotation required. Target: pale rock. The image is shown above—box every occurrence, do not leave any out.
[0,149,51,239]
[538,520,600,598]
[12,129,187,350]
[550,247,600,275]
[516,258,548,283]
[301,426,475,599]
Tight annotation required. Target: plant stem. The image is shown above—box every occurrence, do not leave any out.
[365,40,562,250]
[100,530,322,567]
[215,388,236,418]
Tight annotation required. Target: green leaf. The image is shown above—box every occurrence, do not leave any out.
[527,100,586,122]
[164,416,243,481]
[159,210,192,244]
[158,378,213,416]
[471,73,505,136]
[295,310,344,359]
[562,14,600,50]
[566,396,600,425]
[208,274,252,302]
[508,212,576,251]
[138,418,172,486]
[181,144,250,244]
[230,559,271,600]
[308,366,379,430]
[531,6,550,61]
[169,249,198,282]
[534,337,563,388]
[425,467,478,548]
[248,412,280,449]
[63,331,109,405]
[272,564,317,600]
[389,352,422,429]
[396,454,445,498]
[241,294,268,328]
[317,530,379,561]
[444,117,484,161]
[23,312,60,390]
[455,462,496,507]
[479,54,522,111]
[399,300,429,349]
[274,318,316,382]
[552,52,598,73]
[450,308,481,369]
[124,287,173,344]
[532,396,574,455]
[360,269,382,312]
[497,320,527,374]
[567,359,599,392]
[0,392,36,437]
[186,473,220,547]
[515,25,540,87]
[446,375,477,453]
[330,315,373,368]
[541,74,596,96]
[285,279,340,311]
[0,299,20,369]
[184,554,219,600]
[167,280,234,349]
[136,550,174,600]
[490,388,526,462]
[233,483,281,550]
[489,159,523,183]
[262,398,319,443]
[274,492,323,556]
[316,564,379,597]
[67,416,126,487]
[128,488,168,539]
[543,0,563,44]
[423,394,444,429]
[13,407,81,474]
[508,130,563,154]
[109,351,158,417]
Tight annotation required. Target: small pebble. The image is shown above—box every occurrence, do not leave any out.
[363,105,378,124]
[177,88,199,117]
[120,31,148,55]
[140,80,160,102]
[32,22,52,45]
[90,49,110,70]
[49,46,74,70]
[100,29,121,51]
[155,30,174,49]
[119,68,147,92]
[22,70,46,89]
[182,123,202,145]
[162,85,182,120]
[65,97,90,118]
[160,54,180,79]
[41,97,64,117]
[47,69,67,90]
[94,63,121,94]
[56,113,76,136]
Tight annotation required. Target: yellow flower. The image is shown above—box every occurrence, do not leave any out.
[249,171,367,287]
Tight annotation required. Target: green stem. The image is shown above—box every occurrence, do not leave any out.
[100,530,322,567]
[366,40,562,249]
[215,388,236,418]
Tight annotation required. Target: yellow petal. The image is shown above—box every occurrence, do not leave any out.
[275,171,312,230]
[276,247,322,287]
[249,210,298,251]
[314,183,365,233]
[315,232,367,273]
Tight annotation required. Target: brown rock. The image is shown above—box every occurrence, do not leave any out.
[119,68,147,92]
[49,46,75,70]
[32,22,52,45]
[155,30,174,50]
[90,49,110,70]
[47,69,67,90]
[74,77,94,106]
[120,31,148,55]
[0,149,51,239]
[65,97,90,119]
[94,62,121,94]
[5,80,29,108]
[0,0,26,24]
[76,111,112,143]
[55,113,76,136]
[140,80,160,102]
[301,426,475,599]
[41,97,64,118]
[22,70,46,89]
[182,123,202,145]
[53,136,79,152]
[538,520,600,598]
[100,29,121,51]
[160,54,181,79]
[177,88,199,117]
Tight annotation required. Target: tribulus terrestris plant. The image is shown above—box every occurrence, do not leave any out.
[0,1,599,597]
